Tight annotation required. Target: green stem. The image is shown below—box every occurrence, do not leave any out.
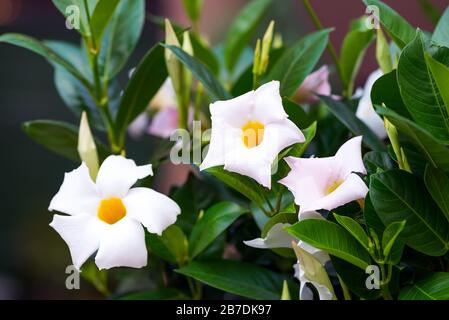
[275,189,284,213]
[379,263,393,300]
[302,0,344,88]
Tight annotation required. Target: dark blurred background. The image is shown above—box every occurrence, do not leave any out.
[0,0,446,299]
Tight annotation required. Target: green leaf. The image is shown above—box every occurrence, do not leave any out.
[190,33,219,75]
[206,166,270,209]
[118,288,189,300]
[363,151,394,174]
[282,98,312,129]
[340,20,374,96]
[163,45,230,101]
[100,0,145,79]
[397,31,449,142]
[176,260,290,300]
[189,202,246,258]
[319,95,385,152]
[364,192,385,233]
[267,29,330,97]
[116,44,167,144]
[376,107,449,171]
[261,212,297,238]
[425,53,449,123]
[376,28,393,74]
[146,225,188,265]
[363,0,415,48]
[90,0,120,47]
[0,33,91,90]
[224,0,272,72]
[424,164,449,223]
[399,272,449,300]
[182,0,203,23]
[370,170,449,256]
[432,6,449,48]
[334,213,370,251]
[22,120,82,161]
[286,219,372,270]
[381,220,406,262]
[52,0,98,37]
[371,70,411,119]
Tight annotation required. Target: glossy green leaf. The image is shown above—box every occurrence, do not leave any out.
[425,53,449,122]
[334,213,370,251]
[100,0,145,79]
[371,70,411,119]
[52,0,98,37]
[370,170,449,256]
[189,202,246,258]
[176,260,290,300]
[0,33,91,90]
[146,225,188,264]
[424,165,449,223]
[116,44,167,144]
[340,21,374,96]
[206,166,270,209]
[163,45,230,101]
[399,272,449,300]
[22,120,108,162]
[432,6,449,48]
[363,151,394,174]
[364,192,385,233]
[224,0,272,72]
[381,220,406,261]
[267,29,330,97]
[376,107,449,171]
[287,219,372,270]
[282,98,312,129]
[90,0,120,47]
[397,31,449,142]
[190,33,219,75]
[363,0,415,48]
[319,95,385,151]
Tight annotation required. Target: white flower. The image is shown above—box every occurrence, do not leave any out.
[279,136,368,215]
[243,223,297,249]
[200,81,305,188]
[356,69,387,139]
[49,155,181,270]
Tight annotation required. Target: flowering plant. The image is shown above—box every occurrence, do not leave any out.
[2,0,449,300]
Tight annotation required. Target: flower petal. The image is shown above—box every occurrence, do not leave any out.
[49,162,100,216]
[148,106,179,138]
[335,136,367,176]
[209,91,255,128]
[50,214,107,270]
[96,155,153,198]
[244,223,296,249]
[253,81,288,123]
[95,218,147,270]
[301,173,368,213]
[199,119,231,171]
[295,65,331,104]
[123,187,181,236]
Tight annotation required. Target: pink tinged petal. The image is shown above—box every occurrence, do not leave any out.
[303,173,368,213]
[148,106,179,138]
[49,162,100,216]
[335,136,367,176]
[209,91,255,127]
[199,119,230,171]
[50,214,107,270]
[128,114,150,139]
[244,223,296,249]
[296,65,331,104]
[95,218,147,270]
[123,187,181,236]
[253,81,288,123]
[95,155,153,198]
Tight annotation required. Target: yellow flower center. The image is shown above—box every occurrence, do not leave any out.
[98,197,126,224]
[326,179,343,195]
[242,121,265,148]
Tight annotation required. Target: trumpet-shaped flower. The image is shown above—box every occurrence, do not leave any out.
[279,136,368,214]
[295,65,331,104]
[200,81,305,188]
[49,155,181,270]
[356,69,387,139]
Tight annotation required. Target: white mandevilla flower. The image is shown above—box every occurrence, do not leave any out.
[279,136,368,215]
[200,81,305,188]
[356,69,387,139]
[49,155,181,270]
